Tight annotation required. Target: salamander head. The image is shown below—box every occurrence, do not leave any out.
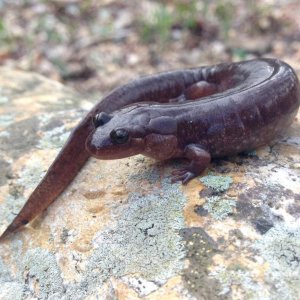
[86,108,148,159]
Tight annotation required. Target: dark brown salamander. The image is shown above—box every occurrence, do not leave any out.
[0,58,299,241]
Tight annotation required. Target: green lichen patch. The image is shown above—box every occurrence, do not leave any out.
[199,175,233,193]
[0,95,9,104]
[37,110,83,150]
[0,157,46,226]
[0,258,13,283]
[0,87,9,104]
[0,195,26,226]
[0,155,11,186]
[0,259,24,300]
[42,95,82,112]
[0,116,39,158]
[128,163,161,184]
[22,248,65,299]
[38,125,71,149]
[254,223,300,300]
[82,180,187,296]
[0,282,23,300]
[180,227,221,299]
[0,248,66,300]
[203,196,236,220]
[210,266,266,298]
[17,157,46,189]
[0,114,14,127]
[0,131,10,138]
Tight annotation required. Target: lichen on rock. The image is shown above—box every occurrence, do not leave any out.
[204,196,236,220]
[83,180,187,296]
[254,223,300,300]
[199,174,233,193]
[0,257,23,300]
[22,248,65,299]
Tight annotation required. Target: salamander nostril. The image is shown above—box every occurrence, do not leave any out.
[93,112,112,128]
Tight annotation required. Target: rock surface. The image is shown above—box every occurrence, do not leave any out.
[0,67,300,300]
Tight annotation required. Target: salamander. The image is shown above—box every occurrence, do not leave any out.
[0,58,299,241]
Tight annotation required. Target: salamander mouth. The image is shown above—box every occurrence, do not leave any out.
[85,132,108,158]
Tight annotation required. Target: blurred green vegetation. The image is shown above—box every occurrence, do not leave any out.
[139,0,199,45]
[214,1,234,40]
[138,0,278,46]
[140,6,173,44]
[0,0,296,94]
[0,19,11,46]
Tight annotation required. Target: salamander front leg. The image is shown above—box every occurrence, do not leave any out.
[171,144,211,184]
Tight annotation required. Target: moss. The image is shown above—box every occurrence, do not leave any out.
[204,196,236,220]
[200,175,233,193]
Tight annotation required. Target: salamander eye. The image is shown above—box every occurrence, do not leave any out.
[93,112,112,128]
[110,129,129,144]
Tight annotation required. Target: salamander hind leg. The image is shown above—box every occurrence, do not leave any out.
[171,144,211,184]
[169,81,219,103]
[184,81,219,100]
